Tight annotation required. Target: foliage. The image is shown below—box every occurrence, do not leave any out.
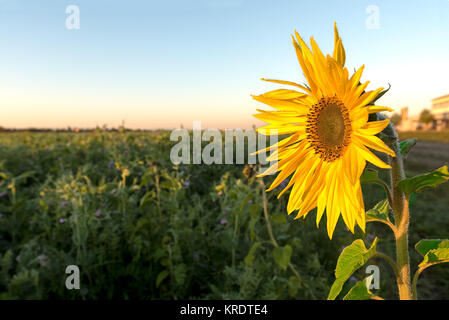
[0,131,448,300]
[419,109,434,124]
[0,131,349,300]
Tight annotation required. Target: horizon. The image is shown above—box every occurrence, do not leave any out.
[1,0,448,129]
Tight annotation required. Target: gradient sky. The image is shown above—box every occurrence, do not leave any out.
[1,0,448,129]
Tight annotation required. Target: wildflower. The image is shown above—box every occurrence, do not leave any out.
[220,218,228,227]
[222,210,229,216]
[0,192,7,198]
[59,218,65,224]
[253,23,394,239]
[108,161,115,169]
[60,201,68,207]
[95,209,101,217]
[183,181,190,188]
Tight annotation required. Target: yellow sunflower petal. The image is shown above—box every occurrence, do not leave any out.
[356,119,390,136]
[353,139,391,169]
[367,106,393,114]
[333,22,346,66]
[261,78,311,94]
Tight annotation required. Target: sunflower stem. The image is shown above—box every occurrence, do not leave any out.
[386,122,413,300]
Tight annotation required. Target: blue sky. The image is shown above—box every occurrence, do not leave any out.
[0,0,448,129]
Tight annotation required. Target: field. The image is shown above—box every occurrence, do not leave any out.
[0,130,448,300]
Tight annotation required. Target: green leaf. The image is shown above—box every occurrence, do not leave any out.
[366,199,390,223]
[360,169,383,185]
[416,239,449,268]
[156,270,169,288]
[249,203,261,218]
[369,84,391,105]
[328,238,378,300]
[288,275,301,297]
[174,264,187,285]
[343,275,374,300]
[399,138,417,159]
[415,239,449,257]
[422,248,449,267]
[271,213,287,223]
[398,166,449,196]
[245,242,261,266]
[273,245,292,270]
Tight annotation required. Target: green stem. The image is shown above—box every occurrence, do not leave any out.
[258,177,316,300]
[387,122,413,300]
[411,266,423,300]
[373,252,400,279]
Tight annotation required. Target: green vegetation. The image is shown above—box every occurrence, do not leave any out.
[399,131,449,144]
[0,131,447,299]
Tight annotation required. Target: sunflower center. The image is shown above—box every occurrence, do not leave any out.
[306,97,352,162]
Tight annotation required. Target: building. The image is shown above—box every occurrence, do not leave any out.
[397,107,420,131]
[431,94,449,131]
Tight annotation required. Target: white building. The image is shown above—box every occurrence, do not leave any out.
[431,94,449,131]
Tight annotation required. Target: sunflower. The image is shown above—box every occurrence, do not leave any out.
[252,23,395,239]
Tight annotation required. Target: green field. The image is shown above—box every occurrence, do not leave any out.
[399,130,449,144]
[0,130,448,300]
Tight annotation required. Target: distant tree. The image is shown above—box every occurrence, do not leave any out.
[420,109,434,124]
[390,113,402,126]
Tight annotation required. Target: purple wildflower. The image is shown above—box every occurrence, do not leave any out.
[220,218,228,227]
[95,209,101,217]
[0,192,7,198]
[183,181,190,188]
[60,201,68,207]
[108,161,115,169]
[59,218,66,224]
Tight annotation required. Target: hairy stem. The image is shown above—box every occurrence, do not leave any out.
[386,121,413,300]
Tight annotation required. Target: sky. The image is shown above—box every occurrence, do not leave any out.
[0,0,448,129]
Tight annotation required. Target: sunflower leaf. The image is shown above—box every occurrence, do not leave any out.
[272,245,292,270]
[328,238,378,300]
[343,275,374,300]
[360,169,382,185]
[399,138,418,159]
[398,166,449,197]
[368,84,391,105]
[366,199,390,223]
[415,239,449,269]
[415,239,449,257]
